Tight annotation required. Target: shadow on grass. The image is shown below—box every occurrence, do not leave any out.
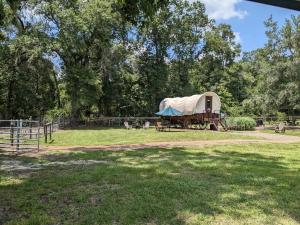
[1,146,300,224]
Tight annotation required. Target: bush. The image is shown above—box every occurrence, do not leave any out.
[225,117,256,131]
[44,108,70,122]
[276,112,287,122]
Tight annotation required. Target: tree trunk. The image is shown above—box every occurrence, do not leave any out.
[70,94,79,127]
[5,79,13,119]
[52,72,61,108]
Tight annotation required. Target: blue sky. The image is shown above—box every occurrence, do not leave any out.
[201,0,300,52]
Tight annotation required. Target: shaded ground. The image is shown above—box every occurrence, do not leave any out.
[1,160,108,171]
[1,131,300,224]
[1,143,300,225]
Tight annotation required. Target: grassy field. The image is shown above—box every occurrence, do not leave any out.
[1,143,300,225]
[44,128,258,146]
[261,129,300,136]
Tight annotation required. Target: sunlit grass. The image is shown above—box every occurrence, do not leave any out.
[44,128,259,146]
[261,129,300,136]
[0,176,24,186]
[1,143,300,224]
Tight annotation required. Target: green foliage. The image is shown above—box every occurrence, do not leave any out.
[116,0,169,24]
[241,16,300,116]
[226,117,256,130]
[226,106,244,117]
[1,0,300,120]
[276,112,287,122]
[43,108,70,123]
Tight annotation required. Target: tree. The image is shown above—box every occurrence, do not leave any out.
[189,23,242,113]
[242,15,300,117]
[0,0,59,119]
[3,0,291,121]
[31,0,117,123]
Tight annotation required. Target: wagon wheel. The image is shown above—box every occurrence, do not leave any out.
[191,122,200,130]
[190,124,198,129]
[183,120,191,129]
[198,122,207,130]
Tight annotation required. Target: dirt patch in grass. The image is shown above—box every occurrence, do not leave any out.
[235,131,300,142]
[41,132,300,153]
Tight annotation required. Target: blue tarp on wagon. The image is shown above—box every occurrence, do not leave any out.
[155,106,183,117]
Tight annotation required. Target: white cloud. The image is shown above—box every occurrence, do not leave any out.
[199,0,247,20]
[234,32,242,44]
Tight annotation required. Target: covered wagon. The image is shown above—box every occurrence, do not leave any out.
[158,92,226,129]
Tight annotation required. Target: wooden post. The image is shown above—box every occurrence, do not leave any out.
[49,123,52,140]
[44,124,47,143]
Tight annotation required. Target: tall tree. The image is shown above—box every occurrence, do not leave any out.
[0,0,59,119]
[242,15,300,116]
[32,0,116,123]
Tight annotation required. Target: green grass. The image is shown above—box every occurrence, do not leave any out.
[44,128,258,146]
[1,143,300,224]
[261,129,300,136]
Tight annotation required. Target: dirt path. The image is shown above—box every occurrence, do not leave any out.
[38,132,300,154]
[2,131,297,157]
[3,132,300,171]
[44,139,263,151]
[233,131,300,142]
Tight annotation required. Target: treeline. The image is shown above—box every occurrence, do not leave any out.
[0,0,300,123]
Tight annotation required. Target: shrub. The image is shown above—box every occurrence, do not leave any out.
[44,108,70,122]
[276,112,287,122]
[225,117,256,131]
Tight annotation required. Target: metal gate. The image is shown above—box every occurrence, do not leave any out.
[0,120,40,152]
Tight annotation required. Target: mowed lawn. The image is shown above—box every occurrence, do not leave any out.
[44,128,257,146]
[262,129,300,137]
[1,143,300,225]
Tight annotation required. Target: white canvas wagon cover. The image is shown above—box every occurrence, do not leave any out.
[159,92,221,115]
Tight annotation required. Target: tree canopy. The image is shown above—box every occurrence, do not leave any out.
[0,0,299,121]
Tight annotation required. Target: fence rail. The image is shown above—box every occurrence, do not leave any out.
[0,120,40,152]
[0,119,60,152]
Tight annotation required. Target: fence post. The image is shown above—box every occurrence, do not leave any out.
[29,116,32,139]
[10,120,14,146]
[44,124,47,143]
[37,126,40,152]
[16,119,22,151]
[49,123,52,140]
